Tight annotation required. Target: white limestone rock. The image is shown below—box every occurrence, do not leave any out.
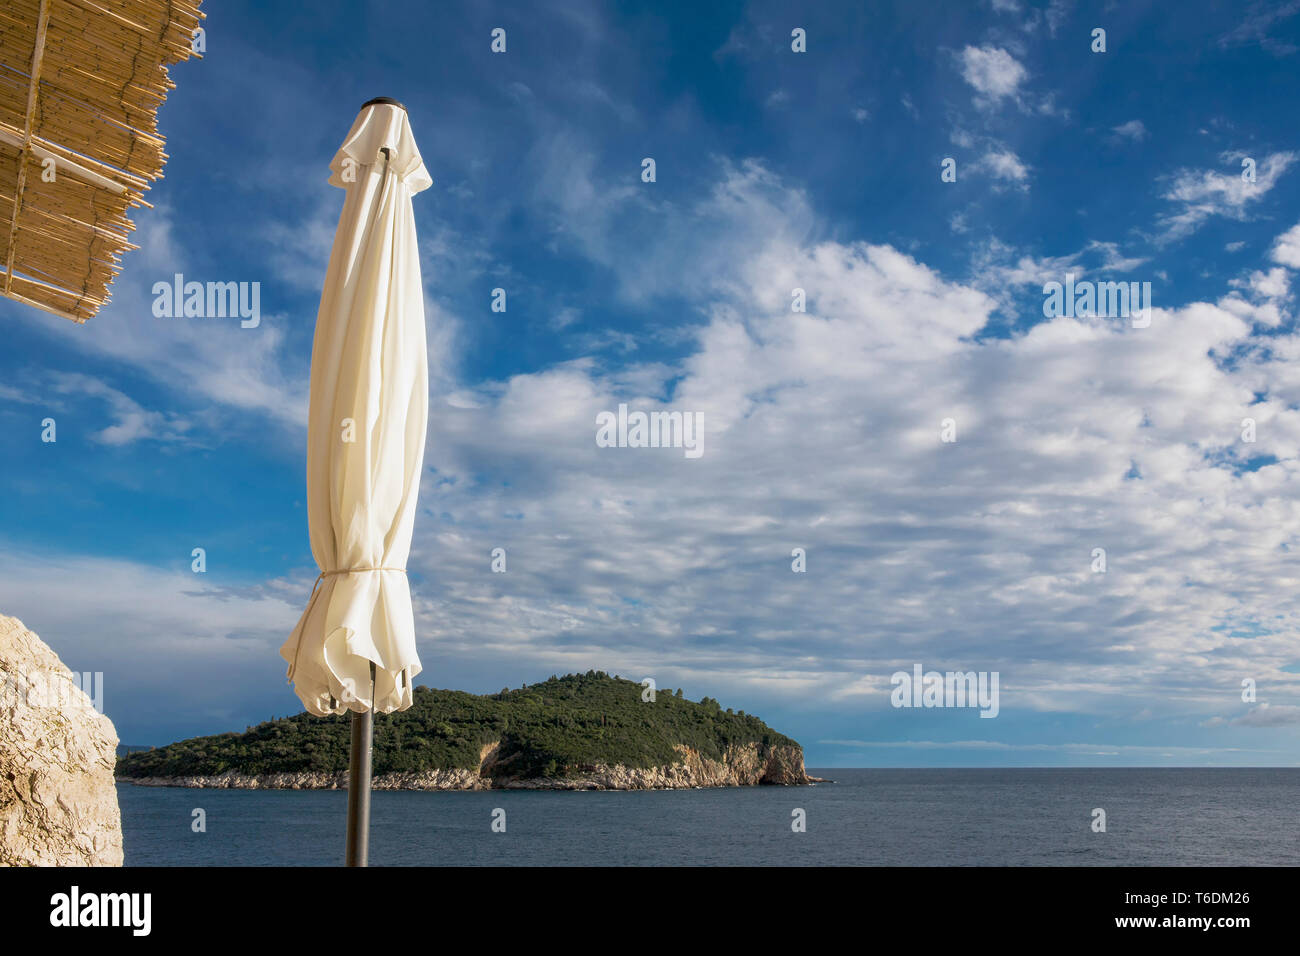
[0,615,123,866]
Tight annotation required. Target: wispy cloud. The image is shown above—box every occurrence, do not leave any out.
[1157,151,1298,242]
[821,739,1274,755]
[1229,704,1300,727]
[1112,119,1148,142]
[18,209,309,431]
[48,373,193,446]
[1218,1,1300,56]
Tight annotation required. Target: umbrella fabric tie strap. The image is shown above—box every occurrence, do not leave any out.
[297,566,410,616]
[323,566,406,574]
[291,565,409,642]
[320,566,407,579]
[301,566,409,601]
[284,566,414,711]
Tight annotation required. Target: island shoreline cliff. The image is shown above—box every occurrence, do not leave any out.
[122,742,827,790]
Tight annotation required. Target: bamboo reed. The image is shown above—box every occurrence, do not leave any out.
[0,0,202,322]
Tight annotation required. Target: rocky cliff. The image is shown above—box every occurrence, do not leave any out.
[0,615,123,866]
[126,740,814,790]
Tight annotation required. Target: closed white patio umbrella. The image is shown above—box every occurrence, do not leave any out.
[279,97,431,866]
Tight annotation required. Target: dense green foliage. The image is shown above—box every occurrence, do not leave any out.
[116,672,799,779]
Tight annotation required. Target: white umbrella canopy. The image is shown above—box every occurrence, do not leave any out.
[280,99,432,719]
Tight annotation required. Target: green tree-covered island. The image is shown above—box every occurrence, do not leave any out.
[117,672,821,790]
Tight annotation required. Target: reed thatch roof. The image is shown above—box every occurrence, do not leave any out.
[0,0,203,324]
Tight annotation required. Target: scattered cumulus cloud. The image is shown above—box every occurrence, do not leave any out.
[1271,222,1300,267]
[958,45,1028,105]
[978,149,1030,183]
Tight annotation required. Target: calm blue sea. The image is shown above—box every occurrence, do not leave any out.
[117,768,1300,866]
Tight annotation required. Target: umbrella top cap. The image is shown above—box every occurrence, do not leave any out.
[329,98,431,194]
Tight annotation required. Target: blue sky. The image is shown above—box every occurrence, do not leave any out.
[3,0,1300,766]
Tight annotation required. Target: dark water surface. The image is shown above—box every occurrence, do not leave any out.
[118,768,1300,866]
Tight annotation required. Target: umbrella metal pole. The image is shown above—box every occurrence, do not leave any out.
[345,662,376,867]
[345,708,372,866]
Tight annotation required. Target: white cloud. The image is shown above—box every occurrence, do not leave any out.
[822,739,1272,756]
[550,307,582,331]
[972,239,1086,294]
[1222,266,1293,326]
[1157,151,1298,242]
[765,89,791,109]
[978,149,1030,182]
[47,372,193,446]
[1246,266,1291,300]
[1045,0,1072,36]
[1085,240,1149,272]
[1271,221,1300,268]
[958,46,1028,104]
[0,550,312,737]
[0,384,39,405]
[387,163,1300,728]
[15,209,310,431]
[1230,704,1300,727]
[8,162,1300,753]
[1113,119,1148,141]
